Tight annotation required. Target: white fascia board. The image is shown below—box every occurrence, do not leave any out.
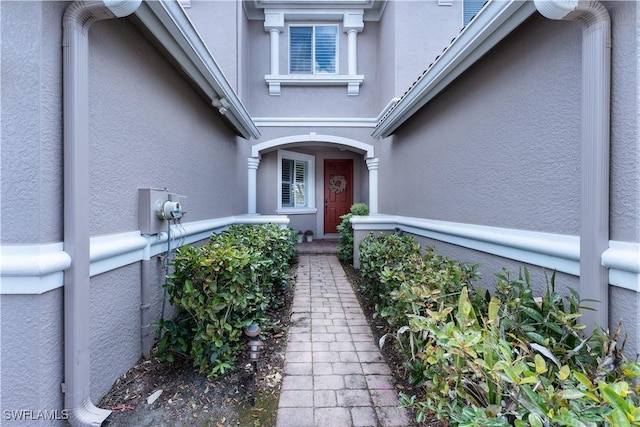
[372,0,537,139]
[134,1,260,139]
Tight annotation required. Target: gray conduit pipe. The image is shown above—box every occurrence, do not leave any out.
[140,258,154,357]
[534,0,611,333]
[63,1,140,425]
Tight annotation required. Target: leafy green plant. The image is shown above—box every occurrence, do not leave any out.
[155,224,296,377]
[358,235,640,426]
[336,203,369,264]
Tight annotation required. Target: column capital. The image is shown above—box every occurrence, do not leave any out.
[264,11,284,32]
[248,157,261,169]
[366,157,379,170]
[343,11,364,33]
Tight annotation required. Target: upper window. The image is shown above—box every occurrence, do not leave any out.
[278,150,316,213]
[289,25,338,74]
[463,0,485,26]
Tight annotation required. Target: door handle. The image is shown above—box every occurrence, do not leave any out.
[325,200,328,214]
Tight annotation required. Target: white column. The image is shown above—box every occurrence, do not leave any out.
[366,157,379,214]
[248,157,260,215]
[347,29,358,76]
[269,28,280,76]
[343,12,364,96]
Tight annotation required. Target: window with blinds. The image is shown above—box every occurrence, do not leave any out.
[463,0,485,26]
[281,158,308,208]
[289,25,338,74]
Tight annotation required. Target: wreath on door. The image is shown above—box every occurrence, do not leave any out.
[329,175,347,193]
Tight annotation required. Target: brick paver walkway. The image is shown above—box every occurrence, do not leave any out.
[276,255,413,427]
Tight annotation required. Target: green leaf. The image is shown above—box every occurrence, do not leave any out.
[528,413,544,427]
[530,342,561,369]
[573,372,595,390]
[521,305,544,324]
[534,354,547,374]
[557,388,585,400]
[608,408,632,427]
[602,386,632,416]
[488,296,500,326]
[558,365,571,381]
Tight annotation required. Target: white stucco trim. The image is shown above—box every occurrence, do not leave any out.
[351,215,640,291]
[602,241,640,292]
[0,215,289,295]
[5,216,637,294]
[0,243,71,295]
[265,74,364,95]
[251,133,375,158]
[253,117,379,127]
[253,97,397,127]
[372,0,537,138]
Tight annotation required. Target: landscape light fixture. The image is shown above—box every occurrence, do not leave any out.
[244,324,265,406]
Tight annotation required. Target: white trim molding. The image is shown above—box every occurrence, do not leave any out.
[265,74,365,96]
[253,117,378,128]
[0,243,71,294]
[0,215,289,295]
[251,133,375,158]
[350,214,640,292]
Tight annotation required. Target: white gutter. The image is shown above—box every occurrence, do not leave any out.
[372,0,536,139]
[63,1,141,425]
[533,0,611,332]
[132,0,260,139]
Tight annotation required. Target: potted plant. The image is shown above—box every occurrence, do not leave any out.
[304,230,314,242]
[297,230,304,243]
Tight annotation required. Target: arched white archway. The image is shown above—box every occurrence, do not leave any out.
[247,133,379,215]
[251,133,375,159]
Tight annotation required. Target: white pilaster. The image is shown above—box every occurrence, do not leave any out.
[366,157,379,214]
[343,12,364,96]
[264,11,284,96]
[269,29,280,75]
[347,29,358,76]
[248,157,261,214]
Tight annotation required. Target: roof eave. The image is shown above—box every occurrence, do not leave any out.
[134,0,260,140]
[372,0,536,139]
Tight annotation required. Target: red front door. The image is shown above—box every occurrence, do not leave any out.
[324,159,353,234]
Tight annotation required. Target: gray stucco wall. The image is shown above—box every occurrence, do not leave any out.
[0,291,64,425]
[380,3,638,241]
[380,15,583,234]
[376,2,640,352]
[185,0,240,92]
[1,1,250,418]
[89,18,247,236]
[1,1,67,244]
[389,1,463,96]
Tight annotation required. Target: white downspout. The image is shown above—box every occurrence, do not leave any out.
[62,1,140,425]
[534,0,611,333]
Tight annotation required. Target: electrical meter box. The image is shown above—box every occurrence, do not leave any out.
[138,188,169,235]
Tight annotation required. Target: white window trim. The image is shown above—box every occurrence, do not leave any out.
[277,150,317,215]
[288,24,339,75]
[264,9,364,96]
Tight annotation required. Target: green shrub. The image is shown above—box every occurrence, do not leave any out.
[359,232,478,330]
[358,236,640,426]
[155,224,296,377]
[336,203,369,263]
